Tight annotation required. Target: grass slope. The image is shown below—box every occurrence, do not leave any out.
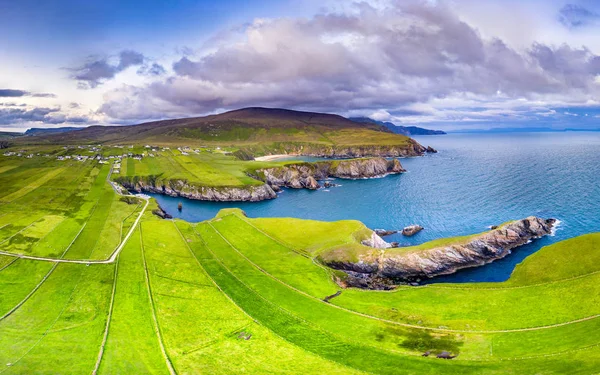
[14,108,418,159]
[0,154,598,373]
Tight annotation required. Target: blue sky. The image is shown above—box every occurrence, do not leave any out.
[2,0,600,131]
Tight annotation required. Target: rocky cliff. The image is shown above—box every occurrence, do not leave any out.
[324,217,556,289]
[115,176,277,202]
[260,158,405,190]
[114,157,405,202]
[241,139,436,159]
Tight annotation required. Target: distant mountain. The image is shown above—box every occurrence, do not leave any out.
[349,117,446,135]
[0,131,22,138]
[17,107,399,145]
[25,127,85,136]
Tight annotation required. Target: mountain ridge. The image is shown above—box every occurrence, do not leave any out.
[349,117,446,135]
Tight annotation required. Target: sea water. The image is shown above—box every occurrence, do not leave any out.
[149,132,600,283]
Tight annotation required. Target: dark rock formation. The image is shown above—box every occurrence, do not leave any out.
[261,157,405,191]
[402,225,424,236]
[436,351,457,359]
[323,290,342,303]
[374,229,399,236]
[325,217,556,289]
[152,204,173,219]
[426,146,438,153]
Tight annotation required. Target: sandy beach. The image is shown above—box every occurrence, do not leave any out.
[254,154,295,161]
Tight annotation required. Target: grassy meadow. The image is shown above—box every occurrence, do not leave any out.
[0,151,598,374]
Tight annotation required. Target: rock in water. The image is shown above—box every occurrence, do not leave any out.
[402,225,424,236]
[374,229,399,236]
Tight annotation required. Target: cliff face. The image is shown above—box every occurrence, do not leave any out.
[242,139,436,159]
[325,217,556,289]
[260,158,405,190]
[114,157,405,202]
[295,140,432,158]
[116,177,277,202]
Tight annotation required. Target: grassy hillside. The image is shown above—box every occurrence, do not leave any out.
[14,107,423,157]
[114,147,286,188]
[1,153,598,373]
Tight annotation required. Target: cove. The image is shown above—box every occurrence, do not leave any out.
[149,132,600,283]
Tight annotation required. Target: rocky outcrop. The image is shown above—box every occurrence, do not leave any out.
[361,232,392,249]
[115,177,277,202]
[374,229,399,236]
[260,157,405,190]
[114,157,404,202]
[326,217,556,289]
[152,204,173,219]
[402,225,424,236]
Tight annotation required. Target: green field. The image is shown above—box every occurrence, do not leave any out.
[0,153,598,374]
[115,150,280,188]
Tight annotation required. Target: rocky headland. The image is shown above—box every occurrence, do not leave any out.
[260,157,405,190]
[114,157,405,202]
[323,217,556,289]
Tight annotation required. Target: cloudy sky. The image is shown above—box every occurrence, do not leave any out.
[2,0,600,132]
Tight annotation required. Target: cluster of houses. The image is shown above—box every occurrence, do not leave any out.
[174,145,230,155]
[4,151,51,159]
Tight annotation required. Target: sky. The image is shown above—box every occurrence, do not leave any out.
[2,0,600,132]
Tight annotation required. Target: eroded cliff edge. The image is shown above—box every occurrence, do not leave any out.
[115,157,405,201]
[235,139,437,160]
[259,157,405,190]
[321,217,556,289]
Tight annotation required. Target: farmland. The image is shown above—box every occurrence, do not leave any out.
[0,152,599,374]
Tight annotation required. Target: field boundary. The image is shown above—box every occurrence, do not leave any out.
[0,197,148,264]
[182,223,367,375]
[139,225,177,375]
[208,220,600,334]
[0,222,86,322]
[92,255,120,375]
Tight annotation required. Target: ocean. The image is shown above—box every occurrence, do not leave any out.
[149,132,600,283]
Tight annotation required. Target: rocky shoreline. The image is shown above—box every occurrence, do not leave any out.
[115,178,278,202]
[260,157,405,191]
[115,157,407,202]
[242,139,437,160]
[325,217,556,289]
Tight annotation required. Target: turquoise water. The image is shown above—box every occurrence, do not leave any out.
[150,132,600,283]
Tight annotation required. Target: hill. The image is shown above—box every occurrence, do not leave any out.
[16,107,433,158]
[25,127,84,136]
[0,131,23,138]
[349,117,446,135]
